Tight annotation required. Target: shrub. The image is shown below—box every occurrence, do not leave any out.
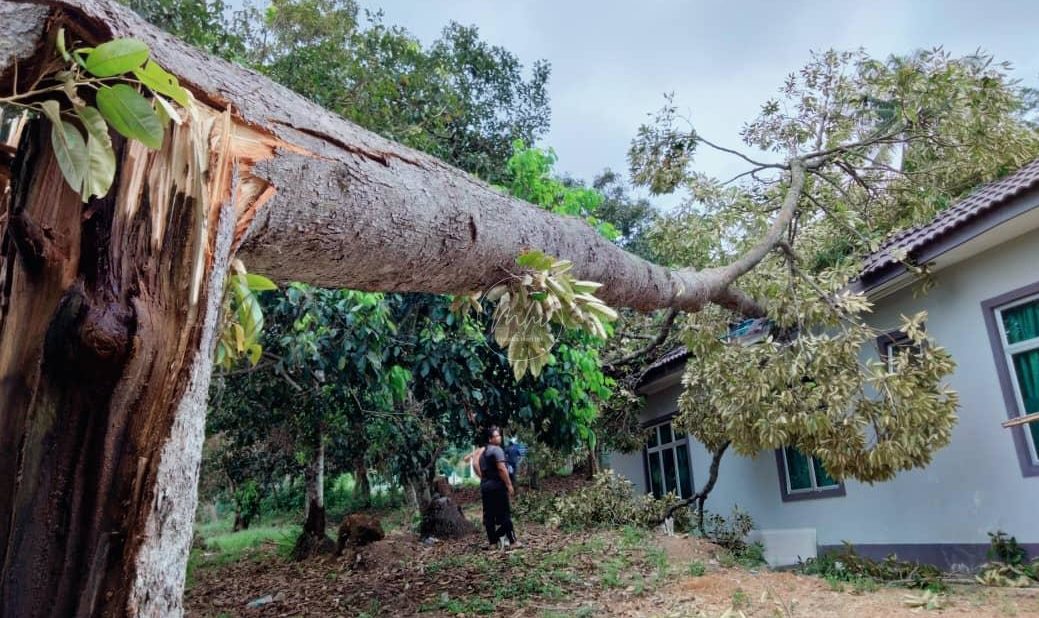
[514,471,691,531]
[975,530,1038,587]
[801,542,944,591]
[232,480,261,528]
[738,541,767,568]
[702,506,754,553]
[987,530,1027,566]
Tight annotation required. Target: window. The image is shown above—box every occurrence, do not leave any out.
[644,420,694,499]
[877,330,922,372]
[775,446,845,501]
[983,284,1039,476]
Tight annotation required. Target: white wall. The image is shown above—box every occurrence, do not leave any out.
[609,227,1039,556]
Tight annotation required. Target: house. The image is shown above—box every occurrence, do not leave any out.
[607,160,1039,571]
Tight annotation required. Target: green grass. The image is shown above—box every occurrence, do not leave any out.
[599,556,628,588]
[620,525,648,547]
[420,593,495,615]
[646,546,670,581]
[731,587,748,608]
[540,609,596,618]
[688,560,706,576]
[186,520,299,589]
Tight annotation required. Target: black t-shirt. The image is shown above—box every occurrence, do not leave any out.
[480,445,506,490]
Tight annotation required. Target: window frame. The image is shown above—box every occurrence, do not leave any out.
[982,281,1039,477]
[877,329,922,372]
[642,416,696,499]
[774,446,845,502]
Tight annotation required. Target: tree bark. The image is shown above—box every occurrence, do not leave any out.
[694,443,730,535]
[585,444,601,480]
[0,111,239,615]
[353,459,371,507]
[0,0,768,318]
[293,440,333,560]
[0,1,791,615]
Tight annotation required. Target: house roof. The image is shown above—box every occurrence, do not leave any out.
[857,158,1039,284]
[638,158,1039,388]
[636,344,688,391]
[642,345,688,376]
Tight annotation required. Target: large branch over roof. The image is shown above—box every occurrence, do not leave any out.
[0,0,772,317]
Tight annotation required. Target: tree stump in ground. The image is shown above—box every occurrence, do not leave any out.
[336,513,385,555]
[419,497,476,539]
[291,501,335,561]
[433,475,452,498]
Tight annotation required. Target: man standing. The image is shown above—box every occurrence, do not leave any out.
[479,426,519,549]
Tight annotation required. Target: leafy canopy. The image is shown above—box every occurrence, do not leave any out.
[634,48,1038,481]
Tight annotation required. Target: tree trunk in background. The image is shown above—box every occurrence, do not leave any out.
[293,440,333,560]
[353,459,372,507]
[0,1,770,614]
[694,443,730,535]
[585,445,601,479]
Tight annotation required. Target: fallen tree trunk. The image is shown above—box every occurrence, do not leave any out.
[0,0,766,317]
[0,1,777,616]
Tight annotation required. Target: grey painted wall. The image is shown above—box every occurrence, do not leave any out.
[607,226,1039,565]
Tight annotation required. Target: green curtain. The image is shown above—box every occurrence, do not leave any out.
[1002,299,1039,344]
[1012,349,1039,457]
[813,456,839,488]
[784,447,813,491]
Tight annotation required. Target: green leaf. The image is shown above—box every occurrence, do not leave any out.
[245,273,278,292]
[84,38,149,78]
[516,250,554,271]
[246,343,262,366]
[41,101,88,198]
[57,28,70,61]
[133,61,189,107]
[96,84,164,149]
[76,106,116,200]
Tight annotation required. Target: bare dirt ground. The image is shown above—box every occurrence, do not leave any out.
[185,512,1039,618]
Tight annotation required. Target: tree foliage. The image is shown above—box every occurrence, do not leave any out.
[634,49,1039,482]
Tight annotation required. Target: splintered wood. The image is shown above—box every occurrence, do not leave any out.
[108,97,305,307]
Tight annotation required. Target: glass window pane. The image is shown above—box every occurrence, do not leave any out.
[1002,300,1039,345]
[1012,349,1039,415]
[1011,348,1039,461]
[812,456,838,488]
[648,427,659,448]
[784,447,813,491]
[649,451,664,498]
[662,447,678,495]
[676,443,693,498]
[659,423,674,445]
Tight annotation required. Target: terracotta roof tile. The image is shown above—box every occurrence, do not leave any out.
[641,159,1039,385]
[859,158,1039,277]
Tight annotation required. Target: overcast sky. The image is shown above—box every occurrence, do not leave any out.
[361,0,1039,206]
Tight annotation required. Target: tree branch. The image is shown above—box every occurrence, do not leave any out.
[604,308,679,370]
[700,159,806,290]
[696,136,785,170]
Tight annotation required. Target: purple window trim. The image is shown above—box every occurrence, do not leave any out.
[981,279,1039,477]
[774,449,847,502]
